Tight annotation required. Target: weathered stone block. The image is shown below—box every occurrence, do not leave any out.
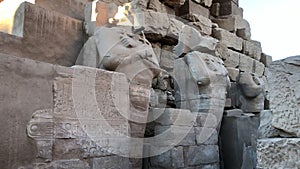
[224,49,240,68]
[268,56,300,137]
[257,138,300,169]
[35,0,88,20]
[226,67,239,81]
[0,2,84,66]
[258,110,281,138]
[253,60,265,77]
[178,0,210,18]
[159,45,175,70]
[195,127,218,145]
[193,0,212,7]
[174,25,218,57]
[239,54,254,72]
[213,0,239,5]
[0,54,55,168]
[185,13,213,35]
[260,53,272,67]
[218,1,242,16]
[91,156,131,169]
[148,0,175,14]
[196,113,218,128]
[164,0,185,7]
[150,146,184,168]
[187,145,219,165]
[212,28,243,51]
[220,115,259,169]
[243,40,262,60]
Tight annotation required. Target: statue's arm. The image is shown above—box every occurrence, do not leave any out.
[75,36,100,68]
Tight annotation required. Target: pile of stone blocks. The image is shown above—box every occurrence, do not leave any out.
[256,56,300,169]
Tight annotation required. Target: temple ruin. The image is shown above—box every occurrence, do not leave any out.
[0,0,299,169]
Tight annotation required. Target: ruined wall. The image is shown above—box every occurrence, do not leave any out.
[0,0,278,169]
[257,56,300,169]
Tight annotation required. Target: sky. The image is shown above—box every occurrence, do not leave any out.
[240,0,300,60]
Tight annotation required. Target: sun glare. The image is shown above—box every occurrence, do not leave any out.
[0,0,35,34]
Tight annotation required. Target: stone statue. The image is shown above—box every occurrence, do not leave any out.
[237,72,265,113]
[175,51,230,128]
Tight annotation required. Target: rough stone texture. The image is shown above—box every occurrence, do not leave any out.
[148,0,175,14]
[178,0,210,18]
[243,40,262,60]
[237,72,265,113]
[187,145,219,165]
[218,1,242,16]
[184,13,213,35]
[174,25,218,57]
[268,56,300,137]
[213,28,243,51]
[224,49,240,68]
[0,54,55,168]
[239,53,254,72]
[220,115,259,169]
[257,138,300,169]
[253,60,265,77]
[0,2,84,66]
[258,110,281,138]
[91,156,131,169]
[193,0,212,7]
[260,53,272,67]
[35,0,88,20]
[226,67,239,81]
[150,146,184,169]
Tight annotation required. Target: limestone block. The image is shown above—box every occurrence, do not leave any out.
[148,0,175,14]
[160,45,176,70]
[143,10,170,39]
[268,56,300,137]
[224,49,240,68]
[210,3,220,17]
[224,109,243,116]
[196,113,218,128]
[226,67,239,81]
[155,125,196,146]
[257,138,300,169]
[150,146,184,168]
[258,110,281,138]
[178,0,210,18]
[184,13,213,35]
[174,25,218,57]
[253,60,265,77]
[164,0,186,7]
[91,156,131,169]
[213,0,239,5]
[220,115,259,169]
[215,42,229,60]
[0,54,56,168]
[239,54,254,72]
[227,82,239,108]
[0,2,84,66]
[35,0,88,20]
[260,53,272,67]
[195,127,218,145]
[212,28,243,51]
[218,1,242,16]
[187,145,219,165]
[212,15,250,40]
[243,40,262,60]
[193,0,212,7]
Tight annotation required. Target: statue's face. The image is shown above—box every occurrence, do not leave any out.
[96,27,159,72]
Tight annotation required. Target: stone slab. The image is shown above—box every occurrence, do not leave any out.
[212,28,243,51]
[0,2,84,66]
[268,56,300,137]
[178,0,210,19]
[257,138,300,169]
[35,0,88,20]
